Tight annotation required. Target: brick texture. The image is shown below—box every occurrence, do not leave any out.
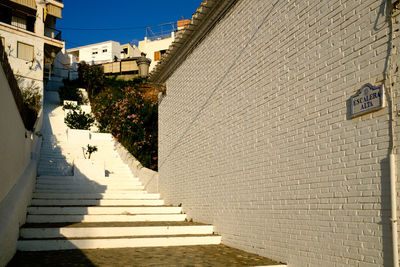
[158,0,400,266]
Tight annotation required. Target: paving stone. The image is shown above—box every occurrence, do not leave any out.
[8,244,282,266]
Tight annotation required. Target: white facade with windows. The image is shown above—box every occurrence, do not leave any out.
[67,41,141,65]
[0,0,65,92]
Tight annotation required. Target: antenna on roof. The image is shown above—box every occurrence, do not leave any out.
[145,22,176,41]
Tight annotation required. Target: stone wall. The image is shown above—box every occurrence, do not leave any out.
[158,0,400,266]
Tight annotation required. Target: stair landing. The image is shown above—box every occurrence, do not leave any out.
[8,245,284,267]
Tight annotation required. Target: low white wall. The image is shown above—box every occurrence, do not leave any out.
[0,64,42,265]
[113,140,158,193]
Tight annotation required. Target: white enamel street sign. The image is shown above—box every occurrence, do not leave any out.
[351,83,384,118]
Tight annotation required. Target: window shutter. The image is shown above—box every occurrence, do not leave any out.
[18,42,34,61]
[11,16,27,30]
[154,51,160,61]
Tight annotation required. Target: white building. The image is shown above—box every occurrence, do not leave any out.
[138,20,190,72]
[120,43,141,59]
[138,33,175,72]
[67,41,141,65]
[0,0,65,92]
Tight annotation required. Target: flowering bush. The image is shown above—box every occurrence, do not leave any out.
[78,64,158,170]
[92,84,158,170]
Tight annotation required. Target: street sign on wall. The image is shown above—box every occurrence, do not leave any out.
[350,83,385,118]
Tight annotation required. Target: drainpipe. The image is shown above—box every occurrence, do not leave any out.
[388,2,399,265]
[390,152,398,267]
[389,77,398,267]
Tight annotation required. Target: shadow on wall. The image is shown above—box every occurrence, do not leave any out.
[376,1,395,266]
[7,91,105,266]
[7,165,105,266]
[158,0,280,171]
[345,0,395,265]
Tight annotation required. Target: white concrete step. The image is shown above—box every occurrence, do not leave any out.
[37,176,138,183]
[36,178,142,188]
[18,235,222,251]
[20,225,214,239]
[28,206,182,215]
[35,184,144,191]
[35,179,141,186]
[34,190,147,195]
[26,214,187,223]
[33,192,158,199]
[31,199,165,206]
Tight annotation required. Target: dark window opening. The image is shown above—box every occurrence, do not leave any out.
[0,5,12,24]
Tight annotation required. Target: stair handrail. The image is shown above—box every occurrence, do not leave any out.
[0,40,37,130]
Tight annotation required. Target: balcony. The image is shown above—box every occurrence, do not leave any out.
[45,26,62,41]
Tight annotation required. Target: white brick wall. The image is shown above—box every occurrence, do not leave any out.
[159,0,400,266]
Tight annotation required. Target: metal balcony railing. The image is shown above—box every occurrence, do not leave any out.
[44,26,62,41]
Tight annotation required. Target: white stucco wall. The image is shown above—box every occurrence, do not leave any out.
[131,45,142,57]
[0,64,42,266]
[121,44,142,59]
[138,33,175,71]
[158,1,400,266]
[72,41,121,65]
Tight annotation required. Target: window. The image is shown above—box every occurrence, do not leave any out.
[17,42,34,61]
[102,49,107,53]
[154,50,167,61]
[154,51,160,61]
[11,16,27,30]
[0,5,12,25]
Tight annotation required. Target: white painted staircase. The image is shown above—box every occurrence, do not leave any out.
[17,91,221,251]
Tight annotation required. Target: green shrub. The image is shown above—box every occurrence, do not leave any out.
[59,85,83,104]
[20,80,41,113]
[64,110,94,130]
[77,64,158,170]
[86,144,98,159]
[92,84,158,170]
[62,102,79,110]
[78,62,104,98]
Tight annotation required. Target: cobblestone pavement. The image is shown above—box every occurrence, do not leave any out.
[8,245,282,267]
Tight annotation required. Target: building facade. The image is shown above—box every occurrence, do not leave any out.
[138,20,190,72]
[67,41,142,65]
[151,0,400,266]
[120,43,141,59]
[138,33,175,72]
[0,0,64,92]
[67,41,122,65]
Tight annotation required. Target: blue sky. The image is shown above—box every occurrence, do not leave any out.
[58,1,201,49]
